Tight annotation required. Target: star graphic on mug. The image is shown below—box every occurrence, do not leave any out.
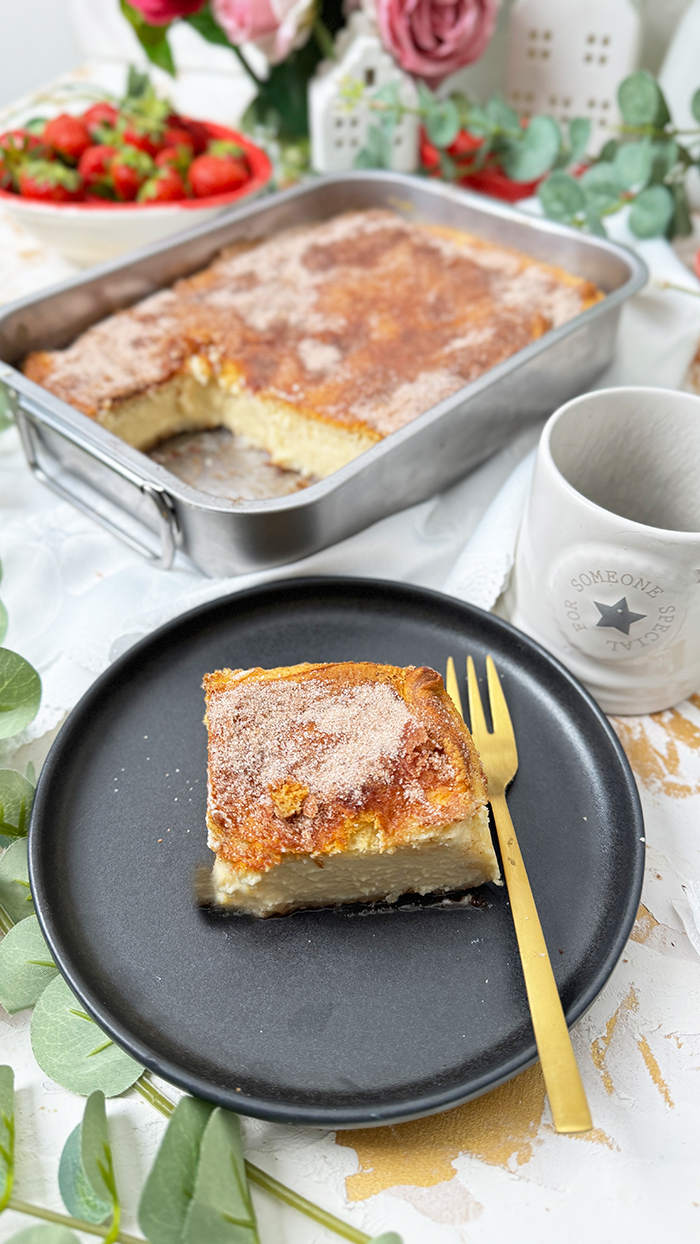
[594,597,647,635]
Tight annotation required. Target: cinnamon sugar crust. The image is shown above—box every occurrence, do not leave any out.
[203,660,490,876]
[24,210,603,447]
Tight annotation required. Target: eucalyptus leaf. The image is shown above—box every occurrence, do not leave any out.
[138,1096,214,1244]
[502,115,560,182]
[584,209,607,237]
[618,70,669,127]
[0,650,41,739]
[628,183,674,238]
[692,87,700,124]
[119,0,175,75]
[613,138,652,190]
[484,96,519,131]
[59,1123,111,1224]
[568,117,591,164]
[0,838,34,923]
[537,171,585,221]
[0,768,35,842]
[0,1065,14,1211]
[184,1108,258,1244]
[424,98,460,148]
[4,1229,80,1244]
[580,162,623,213]
[0,601,7,646]
[0,388,13,433]
[0,915,57,1014]
[599,139,619,163]
[649,138,678,184]
[464,103,491,137]
[31,975,144,1096]
[354,120,393,169]
[81,1090,119,1215]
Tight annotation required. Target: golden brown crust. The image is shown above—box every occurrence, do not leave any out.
[203,660,488,874]
[23,210,602,441]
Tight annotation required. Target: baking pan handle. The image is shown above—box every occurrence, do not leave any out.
[13,397,180,571]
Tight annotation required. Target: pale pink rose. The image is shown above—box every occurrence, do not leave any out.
[377,0,497,82]
[128,0,206,24]
[212,0,316,63]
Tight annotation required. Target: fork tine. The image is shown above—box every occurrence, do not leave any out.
[466,655,489,744]
[445,656,464,719]
[486,656,515,735]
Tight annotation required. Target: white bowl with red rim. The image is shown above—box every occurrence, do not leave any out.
[0,120,273,268]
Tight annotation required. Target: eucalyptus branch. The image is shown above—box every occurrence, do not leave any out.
[7,1196,142,1243]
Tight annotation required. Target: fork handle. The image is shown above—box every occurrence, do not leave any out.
[491,791,593,1134]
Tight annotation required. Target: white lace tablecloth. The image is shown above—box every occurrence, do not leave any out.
[2,186,700,1243]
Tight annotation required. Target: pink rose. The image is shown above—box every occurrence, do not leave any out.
[212,0,315,63]
[128,0,206,24]
[377,0,497,82]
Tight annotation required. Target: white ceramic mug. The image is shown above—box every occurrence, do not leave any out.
[509,387,700,714]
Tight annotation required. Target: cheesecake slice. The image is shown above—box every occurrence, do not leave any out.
[203,661,499,916]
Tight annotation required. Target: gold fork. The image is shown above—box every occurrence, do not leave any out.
[445,655,592,1134]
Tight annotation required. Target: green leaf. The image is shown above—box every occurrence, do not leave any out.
[692,87,700,124]
[0,650,41,739]
[649,138,678,184]
[120,0,175,76]
[371,1236,404,1243]
[502,115,560,182]
[0,601,7,646]
[628,183,674,237]
[484,96,519,131]
[81,1090,119,1219]
[537,171,585,221]
[4,1229,80,1243]
[31,976,144,1096]
[59,1123,111,1224]
[183,1109,258,1243]
[0,387,14,433]
[599,139,619,163]
[584,209,607,237]
[613,139,652,190]
[618,70,669,128]
[185,6,232,47]
[0,768,35,843]
[0,915,57,1014]
[139,1096,214,1243]
[354,119,394,169]
[0,1065,14,1211]
[465,103,491,138]
[568,117,591,165]
[0,839,34,923]
[580,161,623,213]
[424,98,460,148]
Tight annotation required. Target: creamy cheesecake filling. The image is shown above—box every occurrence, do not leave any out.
[211,807,494,916]
[99,361,379,479]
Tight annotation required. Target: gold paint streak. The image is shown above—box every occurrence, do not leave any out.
[637,1035,674,1107]
[574,1127,618,1151]
[664,1033,684,1050]
[629,903,660,944]
[337,1064,546,1200]
[590,986,638,1095]
[612,706,700,799]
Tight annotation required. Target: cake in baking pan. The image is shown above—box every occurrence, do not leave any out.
[202,660,499,916]
[23,210,602,482]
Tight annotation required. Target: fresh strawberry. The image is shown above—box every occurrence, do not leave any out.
[138,166,188,202]
[78,144,117,193]
[109,146,153,201]
[0,128,43,158]
[163,126,194,154]
[155,145,192,175]
[447,129,483,158]
[82,102,119,137]
[175,117,209,155]
[18,159,82,202]
[122,123,163,158]
[189,152,249,198]
[43,114,91,163]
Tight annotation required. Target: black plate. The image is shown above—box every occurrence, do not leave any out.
[29,578,644,1127]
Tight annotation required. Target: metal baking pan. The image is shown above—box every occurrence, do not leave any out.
[0,172,647,577]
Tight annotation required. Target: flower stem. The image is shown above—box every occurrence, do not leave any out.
[655,278,700,297]
[7,1197,142,1243]
[313,16,336,60]
[134,1073,371,1243]
[0,902,15,936]
[230,44,263,88]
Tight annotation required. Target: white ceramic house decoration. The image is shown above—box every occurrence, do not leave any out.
[504,0,641,150]
[309,12,419,174]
